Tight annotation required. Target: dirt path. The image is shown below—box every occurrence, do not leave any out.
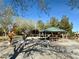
[0,39,79,59]
[55,39,79,46]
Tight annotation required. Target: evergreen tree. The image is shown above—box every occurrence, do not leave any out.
[37,20,45,30]
[59,16,73,35]
[49,17,59,27]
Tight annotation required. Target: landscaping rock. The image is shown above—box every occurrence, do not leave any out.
[0,38,79,59]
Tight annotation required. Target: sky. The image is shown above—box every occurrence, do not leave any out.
[4,0,79,32]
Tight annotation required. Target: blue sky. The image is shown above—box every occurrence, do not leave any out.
[4,0,79,32]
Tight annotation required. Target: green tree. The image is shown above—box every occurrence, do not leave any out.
[59,16,73,34]
[37,20,45,30]
[49,17,59,27]
[44,22,51,29]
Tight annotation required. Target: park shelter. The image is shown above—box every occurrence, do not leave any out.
[40,27,66,39]
[42,27,65,32]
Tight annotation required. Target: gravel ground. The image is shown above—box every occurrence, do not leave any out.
[0,38,79,59]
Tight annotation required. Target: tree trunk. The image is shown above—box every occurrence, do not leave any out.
[3,29,7,36]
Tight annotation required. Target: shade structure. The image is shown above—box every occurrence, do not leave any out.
[30,29,39,34]
[41,27,66,32]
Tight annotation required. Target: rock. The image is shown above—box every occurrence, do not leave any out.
[16,53,24,59]
[0,39,79,59]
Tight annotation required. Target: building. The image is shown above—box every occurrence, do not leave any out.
[40,27,66,40]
